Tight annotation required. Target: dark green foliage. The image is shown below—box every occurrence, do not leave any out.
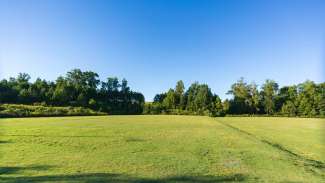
[227,79,262,115]
[153,93,167,103]
[148,78,324,118]
[261,80,279,115]
[146,81,225,116]
[227,79,324,117]
[0,69,144,115]
[210,95,225,117]
[163,89,176,109]
[296,81,320,117]
[1,70,323,117]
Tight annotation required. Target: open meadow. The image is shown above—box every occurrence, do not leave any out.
[0,115,324,182]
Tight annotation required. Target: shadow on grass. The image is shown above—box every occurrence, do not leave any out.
[0,135,113,138]
[0,165,54,175]
[0,140,12,144]
[0,166,246,182]
[0,173,246,183]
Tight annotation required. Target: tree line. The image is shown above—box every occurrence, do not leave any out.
[144,78,325,117]
[0,69,144,114]
[0,70,324,117]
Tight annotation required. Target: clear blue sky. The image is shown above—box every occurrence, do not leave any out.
[0,0,324,101]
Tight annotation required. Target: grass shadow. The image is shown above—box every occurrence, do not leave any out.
[0,135,113,138]
[0,165,247,182]
[0,173,247,183]
[0,140,12,144]
[0,165,54,175]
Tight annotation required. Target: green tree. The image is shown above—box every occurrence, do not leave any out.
[194,84,213,114]
[222,99,230,114]
[261,79,279,115]
[121,79,130,93]
[317,83,325,117]
[297,81,318,116]
[175,80,185,109]
[211,95,224,116]
[276,85,298,113]
[248,82,260,114]
[185,82,199,111]
[227,78,251,114]
[281,101,296,117]
[108,77,120,92]
[0,79,18,103]
[52,77,74,105]
[163,89,176,109]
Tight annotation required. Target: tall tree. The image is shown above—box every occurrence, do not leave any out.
[163,89,176,109]
[175,80,185,109]
[121,79,130,93]
[211,95,224,116]
[227,78,251,114]
[297,81,318,116]
[153,93,167,103]
[261,80,279,115]
[248,82,260,114]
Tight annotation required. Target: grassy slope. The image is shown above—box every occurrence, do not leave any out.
[0,116,324,182]
[216,117,325,162]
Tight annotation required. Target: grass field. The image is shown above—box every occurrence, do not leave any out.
[0,116,324,182]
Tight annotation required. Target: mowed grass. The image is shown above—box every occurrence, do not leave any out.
[216,117,325,163]
[0,116,324,182]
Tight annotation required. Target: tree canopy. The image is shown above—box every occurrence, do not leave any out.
[144,79,324,117]
[0,72,323,117]
[0,69,144,114]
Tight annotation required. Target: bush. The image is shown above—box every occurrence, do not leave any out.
[0,104,107,118]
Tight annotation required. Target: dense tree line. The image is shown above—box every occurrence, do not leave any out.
[0,69,145,114]
[144,78,325,117]
[1,71,323,117]
[144,80,226,116]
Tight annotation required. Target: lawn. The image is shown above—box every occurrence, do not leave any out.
[0,115,324,182]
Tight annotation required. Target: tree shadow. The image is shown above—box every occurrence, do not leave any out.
[0,165,54,175]
[0,165,247,183]
[0,140,12,144]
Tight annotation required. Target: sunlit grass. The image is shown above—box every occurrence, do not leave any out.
[0,116,324,182]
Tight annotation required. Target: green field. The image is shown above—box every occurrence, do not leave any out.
[0,116,324,182]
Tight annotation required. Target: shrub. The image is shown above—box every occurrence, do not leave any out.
[0,104,107,118]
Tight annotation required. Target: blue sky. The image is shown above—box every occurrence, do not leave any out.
[0,0,324,101]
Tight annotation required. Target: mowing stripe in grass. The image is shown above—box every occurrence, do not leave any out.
[214,119,325,176]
